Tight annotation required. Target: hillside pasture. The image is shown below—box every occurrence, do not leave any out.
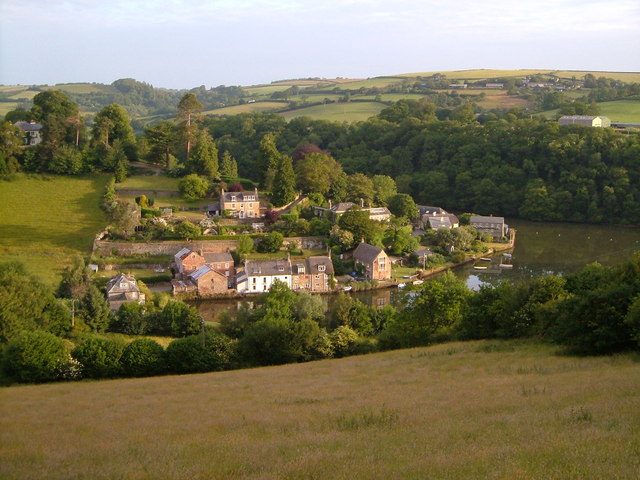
[597,100,640,122]
[553,71,640,83]
[204,101,286,116]
[44,83,117,94]
[0,174,108,286]
[0,102,21,116]
[116,175,180,192]
[281,101,385,122]
[1,341,639,480]
[243,85,293,96]
[397,69,548,80]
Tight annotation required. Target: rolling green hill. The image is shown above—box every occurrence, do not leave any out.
[0,175,108,286]
[2,340,639,480]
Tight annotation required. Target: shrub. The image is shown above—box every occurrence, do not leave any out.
[3,331,68,383]
[120,338,165,377]
[329,326,359,358]
[165,330,235,374]
[72,336,124,379]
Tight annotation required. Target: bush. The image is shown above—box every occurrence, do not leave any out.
[330,326,359,357]
[450,251,466,263]
[120,338,165,377]
[3,331,68,383]
[165,330,235,374]
[72,336,124,379]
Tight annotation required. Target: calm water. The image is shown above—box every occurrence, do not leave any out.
[194,220,640,320]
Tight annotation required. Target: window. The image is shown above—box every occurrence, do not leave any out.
[225,263,229,268]
[231,195,236,202]
[318,265,326,272]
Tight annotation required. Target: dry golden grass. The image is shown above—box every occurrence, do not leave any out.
[2,341,640,480]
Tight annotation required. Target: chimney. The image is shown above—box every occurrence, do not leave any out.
[360,198,364,208]
[255,187,258,196]
[328,199,332,209]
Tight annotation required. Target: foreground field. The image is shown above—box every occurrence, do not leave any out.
[0,174,108,286]
[2,341,639,480]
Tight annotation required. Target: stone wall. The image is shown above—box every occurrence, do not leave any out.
[94,236,327,257]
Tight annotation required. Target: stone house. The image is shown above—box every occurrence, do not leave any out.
[291,256,334,293]
[353,242,391,281]
[203,252,235,286]
[105,273,145,310]
[174,248,205,277]
[187,265,229,295]
[220,188,261,218]
[13,120,43,145]
[470,215,508,240]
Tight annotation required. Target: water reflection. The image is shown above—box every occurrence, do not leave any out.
[194,220,640,320]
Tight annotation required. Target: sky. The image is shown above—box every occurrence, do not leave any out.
[1,0,639,89]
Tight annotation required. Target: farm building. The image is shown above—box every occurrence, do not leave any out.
[558,116,611,128]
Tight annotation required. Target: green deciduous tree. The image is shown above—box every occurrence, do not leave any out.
[179,174,209,200]
[387,193,419,221]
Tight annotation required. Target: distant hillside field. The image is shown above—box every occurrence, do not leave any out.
[597,100,640,122]
[2,341,639,479]
[0,175,108,286]
[281,101,385,122]
[205,101,287,115]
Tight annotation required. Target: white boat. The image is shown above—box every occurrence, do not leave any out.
[342,286,352,291]
[473,266,488,270]
[397,283,406,289]
[412,280,423,285]
[498,264,513,269]
[479,257,492,262]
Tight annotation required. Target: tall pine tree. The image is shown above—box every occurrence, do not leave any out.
[189,130,219,179]
[220,150,238,178]
[271,155,296,207]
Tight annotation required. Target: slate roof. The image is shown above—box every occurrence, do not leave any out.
[174,247,191,263]
[353,242,385,264]
[105,273,140,294]
[203,252,233,264]
[221,191,258,202]
[189,265,215,281]
[245,258,292,276]
[13,121,42,132]
[470,215,505,224]
[418,205,447,216]
[306,256,334,275]
[331,202,355,213]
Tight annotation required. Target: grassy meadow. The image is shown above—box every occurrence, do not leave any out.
[0,174,108,286]
[598,100,640,122]
[116,175,180,192]
[2,340,639,480]
[281,101,385,122]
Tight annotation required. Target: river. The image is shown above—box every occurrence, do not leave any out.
[193,220,640,321]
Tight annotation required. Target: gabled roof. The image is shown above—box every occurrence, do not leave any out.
[105,273,139,294]
[221,191,258,202]
[418,205,447,216]
[428,216,452,229]
[245,258,292,276]
[174,247,191,263]
[306,256,334,275]
[189,265,215,281]
[13,121,42,132]
[470,215,505,224]
[331,202,355,213]
[353,242,385,264]
[203,252,233,264]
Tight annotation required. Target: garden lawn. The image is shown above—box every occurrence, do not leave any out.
[2,341,640,480]
[0,174,108,286]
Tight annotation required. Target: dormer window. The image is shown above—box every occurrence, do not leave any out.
[230,195,236,202]
[278,266,284,272]
[318,265,326,272]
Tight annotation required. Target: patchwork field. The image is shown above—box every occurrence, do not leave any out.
[2,340,639,480]
[0,174,108,286]
[281,101,385,122]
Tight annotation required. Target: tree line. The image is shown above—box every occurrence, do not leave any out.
[3,251,640,383]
